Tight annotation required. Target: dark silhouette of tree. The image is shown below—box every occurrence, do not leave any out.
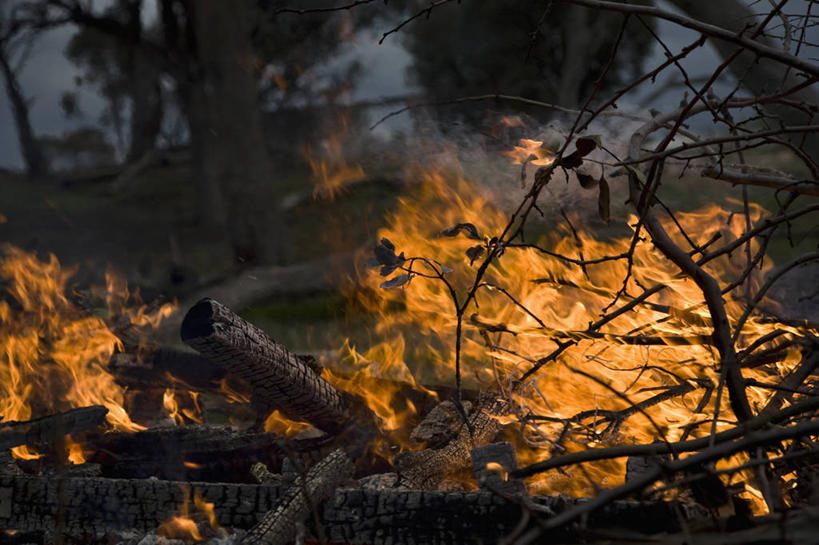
[0,6,49,177]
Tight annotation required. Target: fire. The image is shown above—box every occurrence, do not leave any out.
[0,244,175,458]
[157,486,224,543]
[500,138,555,166]
[67,438,86,465]
[263,409,311,436]
[163,385,204,426]
[346,141,810,506]
[304,112,365,199]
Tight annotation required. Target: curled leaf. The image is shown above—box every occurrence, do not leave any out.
[575,136,600,156]
[380,238,395,250]
[380,273,412,289]
[439,222,481,240]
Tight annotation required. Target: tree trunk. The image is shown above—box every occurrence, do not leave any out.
[189,0,287,264]
[126,51,163,163]
[669,0,819,162]
[0,43,49,177]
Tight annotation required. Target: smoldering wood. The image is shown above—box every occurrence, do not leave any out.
[0,406,108,451]
[180,298,349,433]
[240,449,353,545]
[0,474,706,542]
[396,397,508,490]
[82,424,332,482]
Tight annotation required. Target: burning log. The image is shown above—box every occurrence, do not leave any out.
[181,298,349,433]
[0,406,108,451]
[396,397,509,489]
[240,449,353,545]
[0,474,705,542]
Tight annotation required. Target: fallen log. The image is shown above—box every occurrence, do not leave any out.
[396,396,509,489]
[181,298,349,433]
[240,449,353,545]
[0,474,705,543]
[0,406,108,451]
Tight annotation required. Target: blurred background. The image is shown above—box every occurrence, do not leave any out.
[0,0,815,354]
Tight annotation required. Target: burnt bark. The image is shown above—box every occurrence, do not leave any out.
[180,298,349,433]
[0,406,108,451]
[396,397,508,490]
[84,424,332,482]
[0,475,703,542]
[240,449,353,545]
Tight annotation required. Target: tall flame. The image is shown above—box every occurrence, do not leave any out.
[345,141,810,505]
[0,244,175,457]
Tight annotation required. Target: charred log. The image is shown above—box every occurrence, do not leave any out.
[240,449,353,545]
[0,474,705,543]
[396,397,509,489]
[0,406,108,451]
[180,298,349,433]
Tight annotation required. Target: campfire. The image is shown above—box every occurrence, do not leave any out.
[2,124,818,545]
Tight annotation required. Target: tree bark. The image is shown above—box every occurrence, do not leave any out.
[0,42,49,177]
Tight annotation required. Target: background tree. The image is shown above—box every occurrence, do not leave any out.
[0,5,49,177]
[399,0,653,128]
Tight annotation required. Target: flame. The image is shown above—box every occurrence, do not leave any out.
[0,244,176,457]
[217,377,251,404]
[304,112,365,199]
[67,438,86,465]
[263,409,311,436]
[163,387,203,426]
[345,150,811,509]
[501,138,555,166]
[157,516,202,543]
[157,486,224,543]
[184,460,204,469]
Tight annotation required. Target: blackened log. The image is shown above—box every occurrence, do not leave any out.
[240,449,353,545]
[180,298,349,433]
[84,424,331,482]
[396,397,509,489]
[0,406,108,451]
[0,475,704,542]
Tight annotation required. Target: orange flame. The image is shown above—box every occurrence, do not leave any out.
[263,409,311,436]
[304,112,365,199]
[157,486,224,543]
[345,149,810,510]
[0,244,176,458]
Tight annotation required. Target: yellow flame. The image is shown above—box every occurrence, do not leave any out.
[343,151,811,509]
[263,409,311,436]
[0,244,162,455]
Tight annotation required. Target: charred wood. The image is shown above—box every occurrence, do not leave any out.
[0,406,108,451]
[0,474,705,543]
[240,449,353,545]
[82,424,332,482]
[396,397,508,489]
[181,298,349,433]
